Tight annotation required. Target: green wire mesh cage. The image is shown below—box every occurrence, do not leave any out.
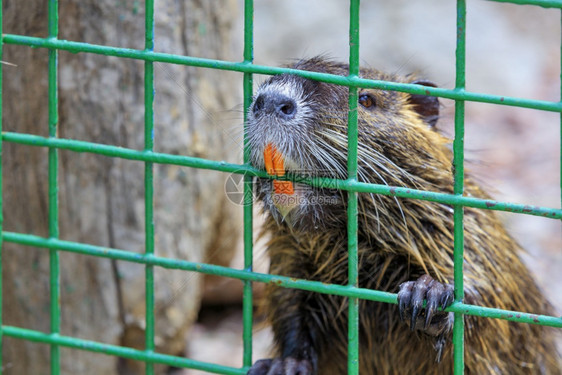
[1,1,562,374]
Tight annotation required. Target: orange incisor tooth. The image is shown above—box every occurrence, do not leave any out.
[271,147,284,176]
[264,143,275,175]
[264,143,294,195]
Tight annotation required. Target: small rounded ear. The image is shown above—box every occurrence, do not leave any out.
[408,79,439,129]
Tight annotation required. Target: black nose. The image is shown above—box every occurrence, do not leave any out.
[252,92,297,120]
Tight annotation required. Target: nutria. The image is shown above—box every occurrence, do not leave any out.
[245,57,561,375]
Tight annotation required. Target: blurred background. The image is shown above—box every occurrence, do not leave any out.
[2,1,560,374]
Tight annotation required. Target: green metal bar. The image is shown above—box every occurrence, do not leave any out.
[3,132,562,220]
[0,1,3,372]
[3,34,562,113]
[3,326,246,375]
[144,0,155,373]
[47,0,61,373]
[242,0,254,369]
[3,231,562,328]
[453,1,466,373]
[347,1,360,374]
[487,0,562,8]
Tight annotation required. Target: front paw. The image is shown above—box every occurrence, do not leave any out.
[248,357,314,375]
[397,274,454,336]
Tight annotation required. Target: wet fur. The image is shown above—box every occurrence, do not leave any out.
[248,57,561,374]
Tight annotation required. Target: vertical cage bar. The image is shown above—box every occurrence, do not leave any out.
[144,1,155,374]
[347,1,360,374]
[47,0,61,373]
[0,1,3,373]
[242,0,254,368]
[453,1,466,374]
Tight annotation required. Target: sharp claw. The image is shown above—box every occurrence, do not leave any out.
[397,282,413,322]
[424,312,431,330]
[399,298,407,322]
[425,280,444,328]
[425,299,437,329]
[411,304,420,331]
[410,281,427,330]
[440,295,450,310]
[440,286,454,310]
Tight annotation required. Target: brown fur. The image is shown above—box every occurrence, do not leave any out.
[249,57,561,374]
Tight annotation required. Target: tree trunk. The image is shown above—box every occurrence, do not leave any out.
[2,1,241,374]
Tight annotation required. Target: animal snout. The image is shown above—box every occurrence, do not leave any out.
[253,92,297,120]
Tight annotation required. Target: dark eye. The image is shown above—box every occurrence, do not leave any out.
[359,93,376,109]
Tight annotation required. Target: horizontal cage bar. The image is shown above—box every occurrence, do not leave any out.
[2,131,561,219]
[2,326,246,375]
[3,34,562,113]
[2,231,561,328]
